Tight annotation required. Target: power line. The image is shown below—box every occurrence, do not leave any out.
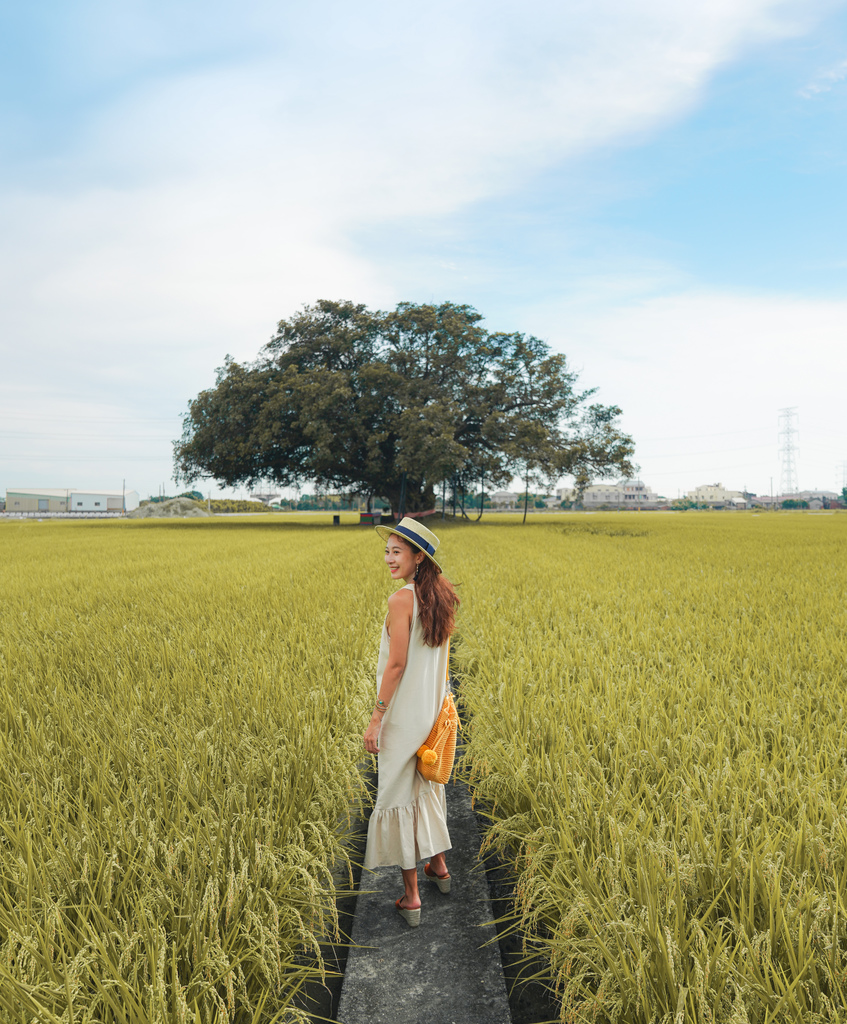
[639,443,772,459]
[0,413,181,423]
[637,427,772,442]
[645,462,774,478]
[0,455,169,462]
[0,432,175,441]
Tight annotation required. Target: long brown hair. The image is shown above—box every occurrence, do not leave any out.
[410,545,459,647]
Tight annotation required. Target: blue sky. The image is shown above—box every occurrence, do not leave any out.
[1,0,845,502]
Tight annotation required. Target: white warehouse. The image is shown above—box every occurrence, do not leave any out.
[5,488,140,514]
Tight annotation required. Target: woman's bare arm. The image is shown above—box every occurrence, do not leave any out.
[363,588,414,754]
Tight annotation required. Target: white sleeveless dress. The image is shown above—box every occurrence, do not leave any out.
[364,583,452,870]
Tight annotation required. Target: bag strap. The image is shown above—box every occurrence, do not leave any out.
[444,636,452,696]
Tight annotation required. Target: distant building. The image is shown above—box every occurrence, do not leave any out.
[490,490,521,508]
[5,488,140,513]
[799,489,839,504]
[569,478,662,510]
[752,489,840,510]
[686,483,745,508]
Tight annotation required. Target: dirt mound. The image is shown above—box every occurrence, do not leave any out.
[127,497,211,519]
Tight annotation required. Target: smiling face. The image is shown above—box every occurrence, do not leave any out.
[384,534,424,583]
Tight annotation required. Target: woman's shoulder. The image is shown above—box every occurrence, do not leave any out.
[387,586,415,609]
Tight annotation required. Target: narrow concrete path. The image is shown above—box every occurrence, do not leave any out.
[336,781,511,1024]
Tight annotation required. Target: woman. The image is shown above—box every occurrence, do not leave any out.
[363,517,460,927]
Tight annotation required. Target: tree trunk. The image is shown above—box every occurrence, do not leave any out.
[382,481,436,516]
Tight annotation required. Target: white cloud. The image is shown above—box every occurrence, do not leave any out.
[800,58,847,97]
[63,0,822,214]
[0,0,833,496]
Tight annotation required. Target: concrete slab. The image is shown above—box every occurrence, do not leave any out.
[336,781,511,1024]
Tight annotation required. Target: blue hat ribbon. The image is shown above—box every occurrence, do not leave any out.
[394,524,435,556]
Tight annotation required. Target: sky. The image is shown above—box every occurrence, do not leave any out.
[1,0,845,503]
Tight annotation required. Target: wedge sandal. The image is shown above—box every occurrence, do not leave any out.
[424,862,451,893]
[395,898,421,927]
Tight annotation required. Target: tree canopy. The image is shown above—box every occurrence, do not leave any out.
[173,299,636,512]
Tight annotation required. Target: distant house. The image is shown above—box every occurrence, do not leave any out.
[799,490,839,505]
[752,490,839,509]
[750,495,779,509]
[686,483,745,508]
[490,490,521,508]
[577,478,662,510]
[5,488,140,513]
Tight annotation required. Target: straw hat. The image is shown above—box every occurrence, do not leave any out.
[375,517,443,572]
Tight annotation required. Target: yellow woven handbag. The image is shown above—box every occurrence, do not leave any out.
[416,642,460,784]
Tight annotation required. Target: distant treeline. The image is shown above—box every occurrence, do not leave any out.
[209,499,273,513]
[147,491,205,504]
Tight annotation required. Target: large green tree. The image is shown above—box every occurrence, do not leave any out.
[174,299,635,511]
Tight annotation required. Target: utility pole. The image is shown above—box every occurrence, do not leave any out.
[778,407,799,497]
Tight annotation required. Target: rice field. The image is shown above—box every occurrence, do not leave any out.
[2,511,846,1023]
[452,512,847,1023]
[0,516,382,1023]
